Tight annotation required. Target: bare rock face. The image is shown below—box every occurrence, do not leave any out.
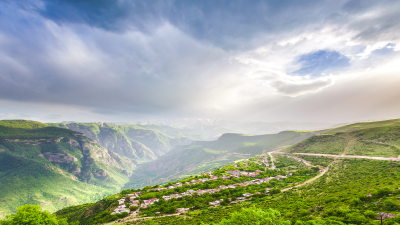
[122,170,132,176]
[93,169,107,179]
[67,139,80,147]
[42,152,78,163]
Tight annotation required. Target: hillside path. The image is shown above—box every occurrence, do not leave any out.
[268,152,276,169]
[281,161,333,192]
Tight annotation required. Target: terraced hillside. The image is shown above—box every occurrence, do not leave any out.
[0,120,136,218]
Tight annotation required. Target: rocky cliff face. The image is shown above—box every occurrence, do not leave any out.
[65,123,157,161]
[0,121,138,216]
[61,122,192,161]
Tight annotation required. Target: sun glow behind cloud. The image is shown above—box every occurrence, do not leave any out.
[0,0,399,123]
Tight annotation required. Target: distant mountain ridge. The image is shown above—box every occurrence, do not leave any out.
[50,122,194,162]
[141,118,335,137]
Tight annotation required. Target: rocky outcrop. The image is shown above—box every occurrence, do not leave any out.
[41,152,78,163]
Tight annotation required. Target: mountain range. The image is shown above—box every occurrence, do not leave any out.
[0,118,385,219]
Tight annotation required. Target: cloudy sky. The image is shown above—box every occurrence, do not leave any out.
[0,0,400,123]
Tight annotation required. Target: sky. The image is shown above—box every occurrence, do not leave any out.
[0,0,400,123]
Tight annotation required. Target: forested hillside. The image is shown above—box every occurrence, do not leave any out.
[0,120,136,218]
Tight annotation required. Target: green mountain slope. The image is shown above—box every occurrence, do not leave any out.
[0,120,136,218]
[126,131,313,188]
[284,124,400,158]
[320,118,400,134]
[50,123,193,161]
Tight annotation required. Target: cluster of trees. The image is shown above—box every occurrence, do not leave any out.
[0,205,76,225]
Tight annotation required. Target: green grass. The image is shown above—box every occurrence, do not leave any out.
[285,125,400,158]
[285,135,348,155]
[291,155,336,167]
[322,118,400,134]
[0,120,48,129]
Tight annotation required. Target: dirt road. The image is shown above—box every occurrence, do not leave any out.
[291,153,400,161]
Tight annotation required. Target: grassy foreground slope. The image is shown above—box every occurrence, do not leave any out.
[284,124,400,158]
[139,158,400,225]
[0,120,135,218]
[126,131,313,189]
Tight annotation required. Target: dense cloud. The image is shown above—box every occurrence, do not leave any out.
[0,0,399,122]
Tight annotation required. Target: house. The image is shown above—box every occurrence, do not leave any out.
[187,190,196,195]
[129,197,136,202]
[243,193,253,197]
[171,194,182,199]
[111,207,130,215]
[240,171,249,176]
[130,200,139,206]
[197,190,205,195]
[185,182,191,185]
[118,199,125,205]
[209,199,224,206]
[163,196,171,201]
[208,189,217,194]
[248,172,258,177]
[228,185,236,188]
[177,208,190,214]
[150,198,158,203]
[263,178,270,182]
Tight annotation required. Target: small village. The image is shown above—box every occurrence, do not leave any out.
[110,154,305,217]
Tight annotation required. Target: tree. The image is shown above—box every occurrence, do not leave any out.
[270,188,282,195]
[208,205,290,225]
[2,205,68,225]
